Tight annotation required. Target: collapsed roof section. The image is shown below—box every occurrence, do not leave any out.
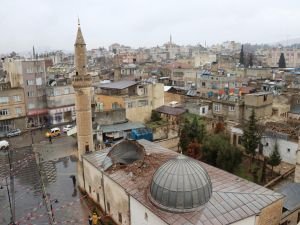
[102,140,145,171]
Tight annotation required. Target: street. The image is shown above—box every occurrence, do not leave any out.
[0,129,93,225]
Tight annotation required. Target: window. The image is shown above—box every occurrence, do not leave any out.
[89,185,91,193]
[97,193,100,203]
[138,100,148,107]
[28,103,35,109]
[287,148,290,153]
[118,212,122,223]
[266,142,269,146]
[214,103,221,112]
[0,97,9,104]
[0,109,9,116]
[13,95,21,102]
[85,145,90,153]
[202,107,206,114]
[26,80,35,85]
[229,106,235,111]
[202,82,206,87]
[15,107,22,114]
[27,91,35,97]
[263,95,267,102]
[127,102,134,108]
[64,88,70,94]
[107,202,110,213]
[36,77,42,85]
[54,89,61,96]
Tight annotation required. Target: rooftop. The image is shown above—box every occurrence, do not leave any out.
[97,80,137,90]
[83,140,283,225]
[155,105,186,116]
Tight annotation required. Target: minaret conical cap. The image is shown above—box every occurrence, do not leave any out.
[75,21,85,45]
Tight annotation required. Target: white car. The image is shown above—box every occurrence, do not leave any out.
[0,140,9,150]
[63,125,73,133]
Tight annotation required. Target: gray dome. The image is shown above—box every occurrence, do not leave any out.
[149,155,212,213]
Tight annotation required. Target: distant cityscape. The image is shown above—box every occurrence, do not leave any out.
[1,23,300,225]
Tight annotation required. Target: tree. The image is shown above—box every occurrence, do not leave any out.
[239,45,244,66]
[268,141,281,177]
[241,109,260,170]
[278,53,286,68]
[248,53,253,67]
[202,134,242,172]
[214,121,225,134]
[150,110,161,122]
[179,116,206,154]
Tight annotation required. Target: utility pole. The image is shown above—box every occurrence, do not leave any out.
[6,140,15,224]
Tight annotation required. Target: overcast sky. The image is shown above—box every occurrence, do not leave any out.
[1,0,300,53]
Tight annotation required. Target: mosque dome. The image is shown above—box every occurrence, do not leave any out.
[149,155,212,213]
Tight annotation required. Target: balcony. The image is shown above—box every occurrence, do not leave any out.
[72,75,92,88]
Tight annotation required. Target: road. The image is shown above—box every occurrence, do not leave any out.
[0,129,93,225]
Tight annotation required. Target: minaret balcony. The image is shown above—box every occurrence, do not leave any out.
[72,75,92,88]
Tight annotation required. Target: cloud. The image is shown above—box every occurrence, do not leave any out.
[0,0,300,53]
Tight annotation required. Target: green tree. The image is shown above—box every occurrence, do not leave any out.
[241,109,260,170]
[179,116,206,154]
[239,45,244,65]
[278,53,286,68]
[268,141,281,177]
[150,110,161,122]
[179,119,191,153]
[248,53,253,67]
[202,134,242,172]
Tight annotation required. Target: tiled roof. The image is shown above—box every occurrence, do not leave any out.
[83,140,283,225]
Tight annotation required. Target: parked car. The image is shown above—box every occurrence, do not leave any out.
[45,127,61,137]
[63,125,73,133]
[6,129,21,137]
[0,140,9,150]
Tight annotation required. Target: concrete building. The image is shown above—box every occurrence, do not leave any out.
[81,139,284,225]
[0,82,26,136]
[244,92,273,120]
[72,21,94,159]
[46,79,75,125]
[3,58,48,127]
[94,80,164,122]
[261,48,300,68]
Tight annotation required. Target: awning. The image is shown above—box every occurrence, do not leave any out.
[48,106,75,114]
[27,109,48,116]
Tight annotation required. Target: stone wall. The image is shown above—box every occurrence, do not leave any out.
[256,199,283,225]
[155,137,179,150]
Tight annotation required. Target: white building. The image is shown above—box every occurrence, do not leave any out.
[81,139,284,225]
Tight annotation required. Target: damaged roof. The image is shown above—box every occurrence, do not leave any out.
[83,140,283,225]
[155,105,186,116]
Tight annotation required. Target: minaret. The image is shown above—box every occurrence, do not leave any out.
[72,20,94,161]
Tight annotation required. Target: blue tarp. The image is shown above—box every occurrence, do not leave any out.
[130,128,153,141]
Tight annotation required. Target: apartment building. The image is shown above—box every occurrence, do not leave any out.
[94,80,164,122]
[3,58,48,127]
[46,79,75,125]
[0,82,26,136]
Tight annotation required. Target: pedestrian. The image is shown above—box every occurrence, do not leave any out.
[48,135,52,144]
[70,175,76,187]
[88,215,92,225]
[92,212,100,225]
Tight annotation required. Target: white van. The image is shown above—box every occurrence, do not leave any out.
[0,140,9,150]
[46,127,61,137]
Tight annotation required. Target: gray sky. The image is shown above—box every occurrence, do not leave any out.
[1,0,300,53]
